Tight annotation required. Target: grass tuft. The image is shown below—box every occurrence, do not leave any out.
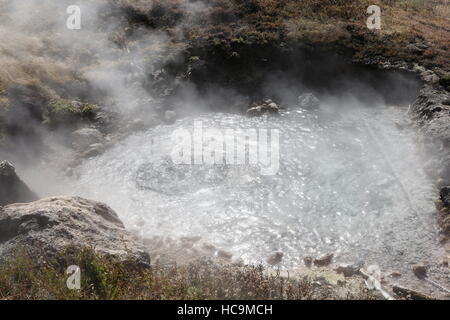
[0,246,379,300]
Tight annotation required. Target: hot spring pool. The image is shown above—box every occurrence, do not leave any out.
[66,100,442,271]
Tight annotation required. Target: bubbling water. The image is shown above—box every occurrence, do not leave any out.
[67,101,441,270]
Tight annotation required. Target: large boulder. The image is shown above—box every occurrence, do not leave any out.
[0,196,150,266]
[0,161,38,206]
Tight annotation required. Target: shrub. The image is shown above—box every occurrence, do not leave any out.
[44,98,97,128]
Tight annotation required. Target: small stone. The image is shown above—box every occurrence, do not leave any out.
[314,276,331,286]
[303,256,313,268]
[268,102,279,110]
[334,263,361,277]
[246,100,279,117]
[337,279,346,286]
[388,272,402,278]
[246,106,263,117]
[313,253,334,267]
[413,264,428,279]
[267,252,284,265]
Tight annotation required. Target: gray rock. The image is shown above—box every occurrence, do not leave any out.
[266,251,284,265]
[388,271,402,278]
[72,128,104,150]
[421,72,440,84]
[268,102,279,110]
[0,196,150,266]
[412,263,428,279]
[303,256,313,268]
[298,93,320,110]
[392,285,434,300]
[313,253,334,267]
[410,86,450,152]
[0,161,38,206]
[406,44,425,55]
[334,263,361,277]
[247,100,280,117]
[246,105,264,117]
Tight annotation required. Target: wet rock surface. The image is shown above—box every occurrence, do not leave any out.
[246,99,280,117]
[298,93,320,110]
[409,83,450,244]
[0,196,150,266]
[411,86,450,145]
[0,161,38,206]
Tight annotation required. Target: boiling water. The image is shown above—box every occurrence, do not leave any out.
[67,101,441,270]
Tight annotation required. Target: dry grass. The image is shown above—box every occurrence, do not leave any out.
[0,0,448,99]
[0,1,448,141]
[133,0,448,75]
[0,247,378,300]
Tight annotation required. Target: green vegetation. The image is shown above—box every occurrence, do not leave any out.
[0,0,447,128]
[44,98,97,127]
[0,247,378,300]
[134,0,448,72]
[0,0,447,105]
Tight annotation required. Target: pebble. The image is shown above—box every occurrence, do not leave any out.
[313,253,334,267]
